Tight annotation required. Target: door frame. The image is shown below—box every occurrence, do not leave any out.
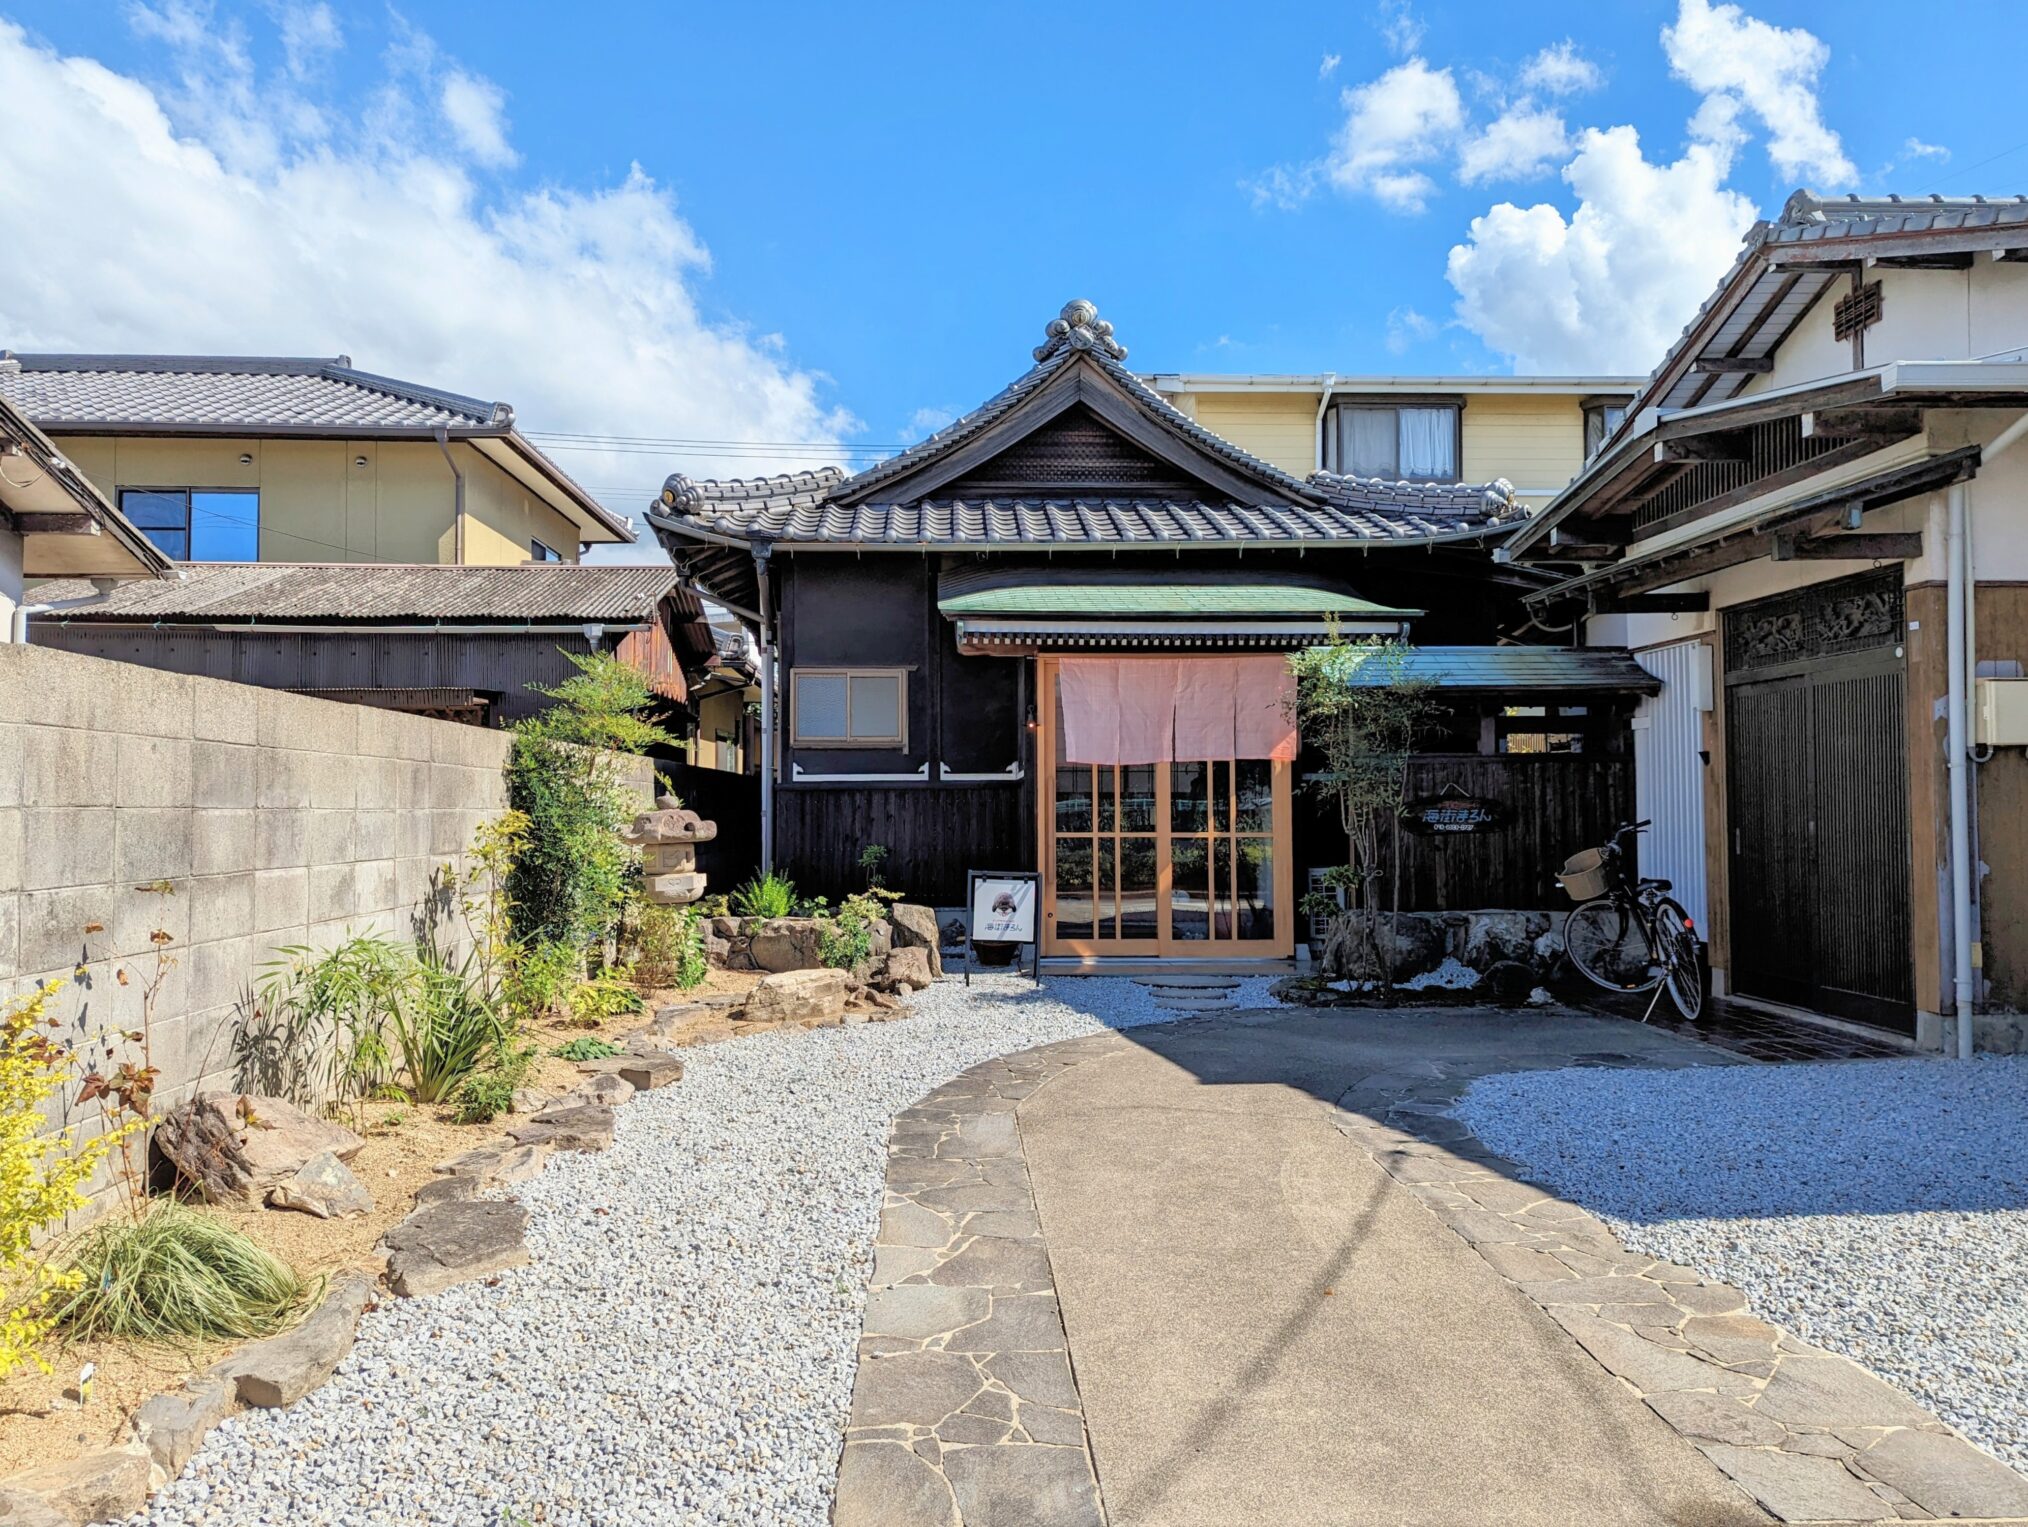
[1034,654,1296,960]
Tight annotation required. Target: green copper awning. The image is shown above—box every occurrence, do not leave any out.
[940,579,1417,651]
[1309,644,1661,693]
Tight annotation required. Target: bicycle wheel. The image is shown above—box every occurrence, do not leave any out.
[1563,896,1662,992]
[1652,898,1705,1021]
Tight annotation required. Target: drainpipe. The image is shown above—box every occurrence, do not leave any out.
[1313,373,1337,472]
[433,428,466,563]
[1948,408,2028,1058]
[753,544,776,873]
[9,577,116,645]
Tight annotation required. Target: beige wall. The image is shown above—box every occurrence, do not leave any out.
[51,436,581,565]
[1173,387,1599,505]
[695,686,753,772]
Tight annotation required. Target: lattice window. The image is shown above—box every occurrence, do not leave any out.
[1833,281,1883,342]
[1724,569,1903,675]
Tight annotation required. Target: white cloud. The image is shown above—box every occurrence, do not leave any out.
[1519,41,1601,97]
[0,15,851,556]
[1458,104,1568,185]
[274,2,340,79]
[1445,125,1759,372]
[1326,57,1464,212]
[439,69,516,170]
[901,405,957,443]
[1319,52,1341,80]
[1377,1,1424,56]
[1662,0,1854,185]
[1902,137,1949,162]
[1385,307,1437,355]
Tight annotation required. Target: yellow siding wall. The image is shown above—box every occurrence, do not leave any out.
[695,688,752,772]
[1458,395,1588,504]
[1186,394,1318,477]
[51,436,580,565]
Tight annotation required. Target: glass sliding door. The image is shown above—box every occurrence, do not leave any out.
[1041,658,1292,958]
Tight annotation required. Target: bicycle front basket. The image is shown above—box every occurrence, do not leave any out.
[1557,848,1610,901]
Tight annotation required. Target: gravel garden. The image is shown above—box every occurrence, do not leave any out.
[1460,1055,2028,1475]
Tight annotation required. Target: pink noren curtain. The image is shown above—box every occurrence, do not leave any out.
[1058,656,1296,765]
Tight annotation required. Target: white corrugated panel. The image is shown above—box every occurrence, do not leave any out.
[1632,640,1710,927]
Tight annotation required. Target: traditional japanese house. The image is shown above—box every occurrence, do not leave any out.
[1508,192,2028,1052]
[650,301,1658,965]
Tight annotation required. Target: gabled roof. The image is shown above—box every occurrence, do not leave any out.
[0,393,170,579]
[26,560,681,624]
[1610,192,2028,423]
[648,301,1518,608]
[0,352,635,545]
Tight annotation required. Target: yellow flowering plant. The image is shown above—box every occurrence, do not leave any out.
[0,982,134,1377]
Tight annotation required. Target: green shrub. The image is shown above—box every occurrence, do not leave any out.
[54,1203,311,1343]
[818,890,888,970]
[552,1036,621,1062]
[731,871,797,920]
[567,974,642,1024]
[503,937,581,1025]
[631,905,708,990]
[508,651,674,954]
[395,941,506,1104]
[452,1072,517,1125]
[254,936,411,1110]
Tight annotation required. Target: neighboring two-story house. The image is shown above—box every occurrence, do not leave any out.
[1146,371,1640,515]
[1510,192,2028,1054]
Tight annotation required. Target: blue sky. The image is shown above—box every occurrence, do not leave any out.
[1,0,2024,552]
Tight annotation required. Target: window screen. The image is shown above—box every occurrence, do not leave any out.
[792,669,906,747]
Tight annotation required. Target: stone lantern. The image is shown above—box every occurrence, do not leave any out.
[621,795,717,905]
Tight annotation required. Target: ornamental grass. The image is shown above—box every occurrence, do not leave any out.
[53,1201,313,1345]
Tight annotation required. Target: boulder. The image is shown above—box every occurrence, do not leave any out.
[572,1072,635,1109]
[380,1202,529,1298]
[1481,959,1538,1006]
[433,1142,550,1187]
[744,968,851,1027]
[510,1088,553,1114]
[882,947,935,993]
[267,1150,374,1220]
[155,1093,365,1206]
[0,1486,67,1527]
[1462,912,1555,973]
[212,1274,374,1406]
[749,918,828,973]
[412,1173,481,1207]
[888,904,945,978]
[617,1054,684,1091]
[5,1446,152,1525]
[132,1373,236,1473]
[507,1105,616,1153]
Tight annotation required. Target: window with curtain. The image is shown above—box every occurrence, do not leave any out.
[118,488,260,561]
[1330,402,1459,482]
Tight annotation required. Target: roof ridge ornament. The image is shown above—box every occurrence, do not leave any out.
[1033,299,1128,363]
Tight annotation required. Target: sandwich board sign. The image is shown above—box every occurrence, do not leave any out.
[964,869,1040,984]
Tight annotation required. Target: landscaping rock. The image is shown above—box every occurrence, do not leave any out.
[213,1274,374,1407]
[509,1088,553,1114]
[889,904,945,978]
[1461,911,1554,972]
[412,1173,482,1206]
[573,1072,635,1109]
[433,1142,549,1187]
[1480,959,1538,1006]
[508,1105,616,1153]
[743,968,851,1027]
[883,947,935,993]
[381,1201,530,1298]
[617,1054,684,1091]
[266,1150,374,1219]
[6,1446,152,1526]
[0,1485,67,1527]
[133,1374,236,1473]
[154,1093,365,1206]
[749,917,827,973]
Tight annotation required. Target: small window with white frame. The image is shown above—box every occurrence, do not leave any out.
[1324,398,1461,482]
[791,668,907,748]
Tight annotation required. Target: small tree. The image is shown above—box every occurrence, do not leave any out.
[1286,635,1438,1004]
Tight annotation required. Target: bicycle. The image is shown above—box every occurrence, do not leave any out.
[1556,820,1705,1022]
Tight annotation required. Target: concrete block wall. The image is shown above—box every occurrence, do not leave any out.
[0,643,512,1144]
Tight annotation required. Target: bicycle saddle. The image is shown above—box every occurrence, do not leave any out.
[1638,877,1672,892]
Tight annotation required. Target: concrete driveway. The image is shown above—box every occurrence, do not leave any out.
[1018,1007,1773,1527]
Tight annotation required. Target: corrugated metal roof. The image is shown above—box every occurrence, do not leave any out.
[938,583,1401,617]
[1312,644,1660,692]
[0,354,504,432]
[28,561,680,622]
[649,301,1517,554]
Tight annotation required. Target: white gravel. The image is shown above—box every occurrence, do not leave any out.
[1458,1055,2028,1471]
[130,975,1192,1527]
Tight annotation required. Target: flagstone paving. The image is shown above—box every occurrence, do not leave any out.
[841,1002,2028,1526]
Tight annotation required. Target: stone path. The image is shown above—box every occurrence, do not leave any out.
[1134,973,1243,1016]
[835,1038,1116,1527]
[840,1003,2028,1526]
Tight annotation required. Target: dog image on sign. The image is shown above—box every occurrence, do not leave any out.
[971,878,1036,943]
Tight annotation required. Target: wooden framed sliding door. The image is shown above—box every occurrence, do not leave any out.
[1037,656,1293,959]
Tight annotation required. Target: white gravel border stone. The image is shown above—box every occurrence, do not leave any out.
[130,975,1193,1527]
[1458,1055,2028,1474]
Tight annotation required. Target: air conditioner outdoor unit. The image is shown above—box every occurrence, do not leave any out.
[1975,677,2028,746]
